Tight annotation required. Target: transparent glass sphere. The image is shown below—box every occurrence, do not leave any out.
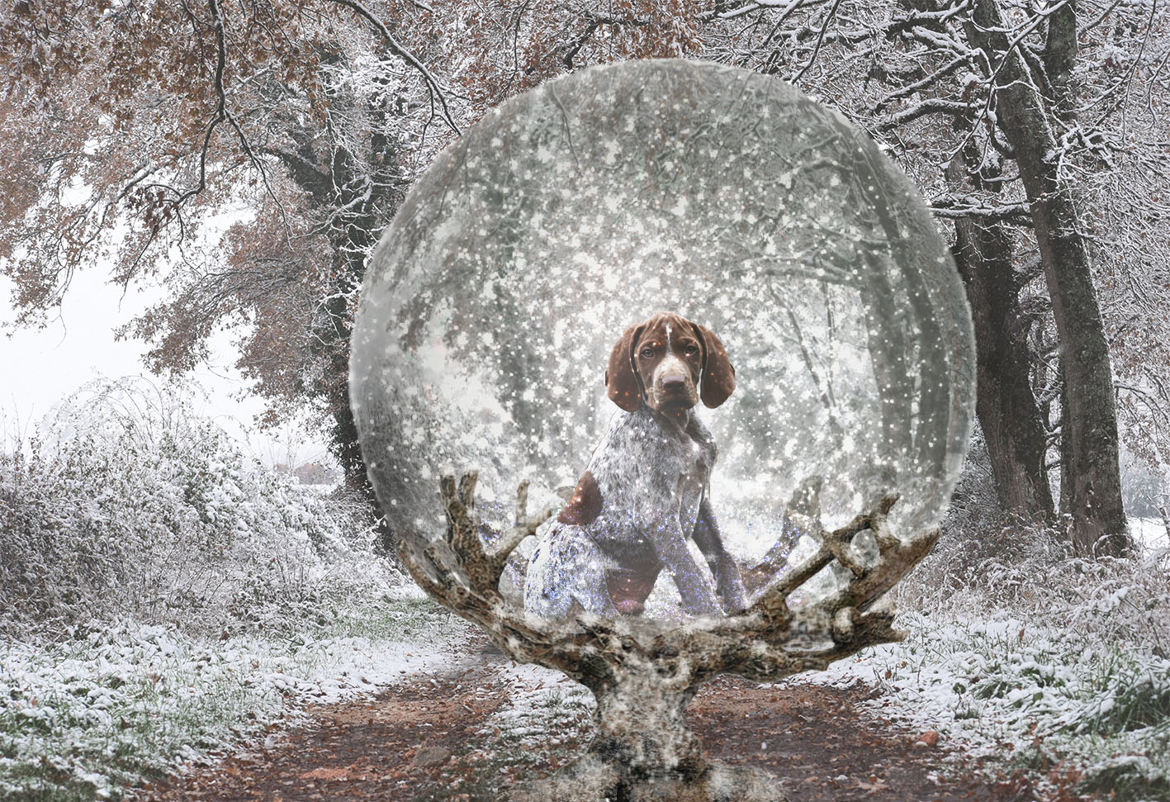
[350,59,975,617]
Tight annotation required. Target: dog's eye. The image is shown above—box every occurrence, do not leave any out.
[639,346,655,358]
[683,343,700,355]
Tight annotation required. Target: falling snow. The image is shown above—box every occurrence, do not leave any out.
[351,60,975,625]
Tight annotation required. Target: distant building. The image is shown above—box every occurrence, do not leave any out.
[291,462,339,486]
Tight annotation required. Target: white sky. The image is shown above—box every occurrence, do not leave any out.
[0,267,332,468]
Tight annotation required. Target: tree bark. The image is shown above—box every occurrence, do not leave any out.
[947,151,1055,522]
[588,673,708,792]
[966,0,1131,555]
[512,668,781,802]
[951,222,1054,521]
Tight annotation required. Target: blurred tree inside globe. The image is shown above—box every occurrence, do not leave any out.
[350,59,974,609]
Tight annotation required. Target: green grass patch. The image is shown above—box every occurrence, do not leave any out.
[870,613,1170,801]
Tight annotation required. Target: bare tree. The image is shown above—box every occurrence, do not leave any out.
[0,1,448,498]
[0,0,702,516]
[4,0,1163,554]
[964,0,1128,554]
[700,0,1162,554]
[948,146,1055,522]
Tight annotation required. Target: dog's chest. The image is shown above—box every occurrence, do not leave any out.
[672,431,711,496]
[591,408,714,518]
[674,429,713,527]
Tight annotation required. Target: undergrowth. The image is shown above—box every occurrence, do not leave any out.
[0,380,396,641]
[0,381,463,800]
[865,447,1170,800]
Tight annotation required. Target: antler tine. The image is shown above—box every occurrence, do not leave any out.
[824,491,900,577]
[489,479,555,571]
[869,497,901,551]
[439,474,457,508]
[458,472,478,506]
[396,537,453,600]
[439,471,500,594]
[438,472,557,596]
[515,480,529,527]
[824,526,941,615]
[758,491,903,598]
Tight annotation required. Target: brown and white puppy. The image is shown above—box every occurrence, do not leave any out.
[524,312,747,621]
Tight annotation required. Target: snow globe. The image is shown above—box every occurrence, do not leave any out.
[350,58,974,802]
[350,59,974,626]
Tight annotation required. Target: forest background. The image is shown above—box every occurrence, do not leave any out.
[1,1,1169,799]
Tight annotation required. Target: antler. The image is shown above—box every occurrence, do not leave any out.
[674,492,940,684]
[742,475,824,595]
[396,471,940,800]
[401,472,935,680]
[396,472,605,676]
[433,473,550,593]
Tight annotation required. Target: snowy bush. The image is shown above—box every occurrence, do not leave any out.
[0,380,466,799]
[903,514,1170,659]
[851,456,1170,798]
[0,379,399,639]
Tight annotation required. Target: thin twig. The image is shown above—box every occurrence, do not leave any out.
[791,0,843,83]
[325,0,460,134]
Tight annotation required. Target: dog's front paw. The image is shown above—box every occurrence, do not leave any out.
[718,579,749,616]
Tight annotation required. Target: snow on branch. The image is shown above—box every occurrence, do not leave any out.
[324,0,461,134]
[929,195,1032,224]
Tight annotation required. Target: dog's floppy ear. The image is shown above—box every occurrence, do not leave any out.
[605,322,646,411]
[690,321,736,408]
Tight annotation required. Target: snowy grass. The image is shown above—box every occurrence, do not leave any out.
[479,663,594,752]
[0,379,402,642]
[814,517,1170,800]
[827,613,1170,799]
[0,595,466,801]
[0,381,474,800]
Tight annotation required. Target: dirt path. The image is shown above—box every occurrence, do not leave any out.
[140,651,1035,802]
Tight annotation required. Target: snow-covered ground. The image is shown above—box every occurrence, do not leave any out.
[6,552,1168,801]
[0,590,466,800]
[813,612,1170,797]
[804,517,1170,800]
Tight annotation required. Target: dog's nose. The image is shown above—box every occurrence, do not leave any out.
[661,374,688,390]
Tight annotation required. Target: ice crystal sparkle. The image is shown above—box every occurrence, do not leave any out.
[350,60,975,622]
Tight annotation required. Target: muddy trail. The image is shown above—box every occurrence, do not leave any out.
[141,648,1038,802]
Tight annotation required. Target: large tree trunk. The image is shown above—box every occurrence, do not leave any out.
[966,0,1131,555]
[948,154,1055,522]
[268,51,400,550]
[514,668,779,802]
[309,55,404,552]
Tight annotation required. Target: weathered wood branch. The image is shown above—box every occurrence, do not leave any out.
[401,471,939,801]
[414,471,931,673]
[651,492,938,684]
[436,472,554,595]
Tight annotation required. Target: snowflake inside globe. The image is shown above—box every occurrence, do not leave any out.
[350,59,975,626]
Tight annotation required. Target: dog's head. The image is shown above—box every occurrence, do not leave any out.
[604,312,736,413]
